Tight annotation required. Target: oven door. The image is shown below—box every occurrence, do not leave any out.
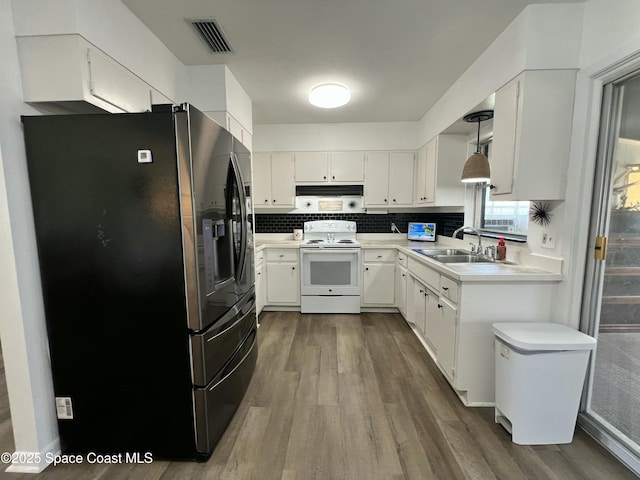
[300,248,361,296]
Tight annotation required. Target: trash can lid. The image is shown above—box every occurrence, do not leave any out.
[492,322,597,351]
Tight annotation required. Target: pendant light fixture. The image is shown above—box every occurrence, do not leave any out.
[461,110,494,183]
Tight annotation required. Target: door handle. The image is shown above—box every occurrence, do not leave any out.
[594,236,608,260]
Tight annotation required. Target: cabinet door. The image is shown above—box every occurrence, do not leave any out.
[363,263,395,305]
[437,300,457,382]
[396,266,408,318]
[294,152,328,182]
[389,152,414,206]
[266,263,299,304]
[491,76,520,196]
[412,281,427,334]
[256,264,265,314]
[253,153,272,207]
[329,152,365,182]
[424,287,440,352]
[365,152,390,206]
[415,146,427,204]
[270,153,295,206]
[424,138,437,204]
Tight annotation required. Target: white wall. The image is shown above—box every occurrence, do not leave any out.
[0,0,59,472]
[558,0,640,328]
[253,121,420,152]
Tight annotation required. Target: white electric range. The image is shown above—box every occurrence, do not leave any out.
[299,221,361,313]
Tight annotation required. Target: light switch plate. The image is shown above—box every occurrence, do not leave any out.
[541,231,556,249]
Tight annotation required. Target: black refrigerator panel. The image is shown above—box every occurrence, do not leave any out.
[22,112,198,457]
[191,289,256,387]
[177,107,247,332]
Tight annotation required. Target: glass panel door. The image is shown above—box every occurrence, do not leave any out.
[582,72,640,472]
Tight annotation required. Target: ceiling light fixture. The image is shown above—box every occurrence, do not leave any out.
[461,110,494,183]
[309,83,351,109]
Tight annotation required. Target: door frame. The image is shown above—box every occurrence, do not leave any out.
[575,59,640,476]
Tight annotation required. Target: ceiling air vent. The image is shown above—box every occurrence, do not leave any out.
[190,19,232,53]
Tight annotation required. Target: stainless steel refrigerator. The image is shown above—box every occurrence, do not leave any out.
[21,104,256,460]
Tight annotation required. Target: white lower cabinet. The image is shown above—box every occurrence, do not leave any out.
[265,249,300,306]
[362,249,396,306]
[255,249,266,315]
[406,255,557,406]
[435,298,457,383]
[396,251,409,316]
[412,281,427,335]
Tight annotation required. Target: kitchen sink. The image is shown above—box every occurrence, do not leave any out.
[433,254,496,263]
[413,248,469,257]
[433,254,517,265]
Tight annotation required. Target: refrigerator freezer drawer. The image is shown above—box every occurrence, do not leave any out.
[191,294,256,387]
[194,327,257,455]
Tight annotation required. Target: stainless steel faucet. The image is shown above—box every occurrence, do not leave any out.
[453,226,482,254]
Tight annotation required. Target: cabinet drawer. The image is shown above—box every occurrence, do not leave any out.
[408,258,439,290]
[397,251,408,268]
[440,275,459,303]
[363,249,395,263]
[266,249,299,262]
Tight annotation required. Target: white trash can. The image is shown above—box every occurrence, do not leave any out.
[493,322,596,445]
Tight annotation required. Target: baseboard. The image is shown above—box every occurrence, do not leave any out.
[5,438,61,473]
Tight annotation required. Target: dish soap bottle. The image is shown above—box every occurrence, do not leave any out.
[497,237,507,261]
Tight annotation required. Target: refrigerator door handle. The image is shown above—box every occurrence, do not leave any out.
[230,153,248,282]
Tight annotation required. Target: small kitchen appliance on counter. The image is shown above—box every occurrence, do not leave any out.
[408,222,436,242]
[299,220,361,313]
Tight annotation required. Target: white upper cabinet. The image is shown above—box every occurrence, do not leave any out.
[253,153,295,208]
[294,152,329,182]
[414,135,466,206]
[329,152,365,182]
[365,152,414,207]
[294,152,364,183]
[17,34,154,114]
[491,69,576,200]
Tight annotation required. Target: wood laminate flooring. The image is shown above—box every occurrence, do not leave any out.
[1,312,636,479]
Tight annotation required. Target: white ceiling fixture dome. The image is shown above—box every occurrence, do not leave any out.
[308,83,351,109]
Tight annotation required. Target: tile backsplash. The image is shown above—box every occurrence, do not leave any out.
[254,212,464,237]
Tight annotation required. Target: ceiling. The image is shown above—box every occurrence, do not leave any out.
[121,0,581,126]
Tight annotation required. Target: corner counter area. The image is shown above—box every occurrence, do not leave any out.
[255,234,562,406]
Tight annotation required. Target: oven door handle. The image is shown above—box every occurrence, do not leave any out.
[304,248,361,253]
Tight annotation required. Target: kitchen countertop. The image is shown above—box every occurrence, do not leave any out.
[254,236,563,282]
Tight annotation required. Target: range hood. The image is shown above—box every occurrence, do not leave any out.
[293,185,364,213]
[295,185,363,196]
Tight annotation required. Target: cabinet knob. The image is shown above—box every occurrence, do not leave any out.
[329,288,333,292]
[264,199,269,203]
[438,304,443,309]
[365,267,369,271]
[323,176,327,179]
[419,289,424,293]
[377,255,383,258]
[402,274,405,277]
[272,199,276,203]
[424,292,428,297]
[393,199,396,203]
[332,175,336,180]
[442,287,449,291]
[279,254,284,257]
[384,199,388,203]
[292,266,295,270]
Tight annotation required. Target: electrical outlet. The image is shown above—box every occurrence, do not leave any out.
[541,231,556,249]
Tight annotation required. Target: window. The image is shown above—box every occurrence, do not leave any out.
[480,188,529,236]
[475,142,529,237]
